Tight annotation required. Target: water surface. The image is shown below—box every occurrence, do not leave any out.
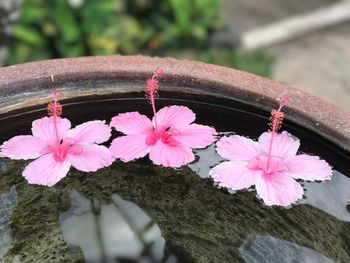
[0,92,350,263]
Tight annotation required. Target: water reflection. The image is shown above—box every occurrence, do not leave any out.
[301,171,350,222]
[188,144,223,179]
[0,186,17,258]
[239,235,333,263]
[189,137,350,221]
[0,159,8,174]
[60,190,177,263]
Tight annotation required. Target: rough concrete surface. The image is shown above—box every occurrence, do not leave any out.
[222,0,350,112]
[271,23,350,112]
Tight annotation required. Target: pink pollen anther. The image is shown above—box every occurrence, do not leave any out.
[266,96,289,172]
[145,128,178,147]
[48,88,64,151]
[145,68,164,130]
[152,68,164,80]
[278,96,289,110]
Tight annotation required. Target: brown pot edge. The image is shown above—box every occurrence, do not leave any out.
[0,55,349,151]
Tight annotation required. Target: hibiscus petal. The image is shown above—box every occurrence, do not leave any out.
[216,135,261,161]
[284,154,333,181]
[23,153,71,187]
[68,144,114,172]
[172,124,217,149]
[155,106,195,128]
[149,141,195,167]
[0,135,47,160]
[67,120,111,144]
[255,172,304,206]
[110,134,151,162]
[258,131,300,159]
[110,112,153,134]
[209,161,260,190]
[32,116,71,141]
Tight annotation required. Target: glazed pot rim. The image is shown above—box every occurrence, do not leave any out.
[0,55,349,151]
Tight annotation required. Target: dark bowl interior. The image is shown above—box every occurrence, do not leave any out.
[0,91,349,263]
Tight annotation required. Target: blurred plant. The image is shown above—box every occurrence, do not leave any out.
[6,0,223,64]
[164,49,275,77]
[197,49,275,77]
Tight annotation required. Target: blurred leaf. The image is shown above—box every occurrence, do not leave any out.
[119,17,142,39]
[7,42,51,65]
[163,48,274,78]
[13,25,44,45]
[169,0,192,31]
[56,40,84,57]
[89,36,119,55]
[7,0,228,64]
[54,1,80,42]
[20,6,46,23]
[191,25,207,41]
[42,22,57,37]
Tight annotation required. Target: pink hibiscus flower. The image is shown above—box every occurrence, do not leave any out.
[0,90,113,186]
[110,68,217,167]
[209,98,333,206]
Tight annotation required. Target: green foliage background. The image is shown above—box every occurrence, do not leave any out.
[6,0,273,77]
[8,0,221,62]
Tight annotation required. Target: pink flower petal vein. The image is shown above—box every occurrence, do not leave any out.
[209,131,333,207]
[110,68,217,168]
[210,97,333,207]
[110,106,217,168]
[1,117,114,186]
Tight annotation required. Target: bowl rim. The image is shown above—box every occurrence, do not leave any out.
[0,55,349,151]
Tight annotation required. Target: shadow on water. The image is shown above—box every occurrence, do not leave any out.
[0,92,350,262]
